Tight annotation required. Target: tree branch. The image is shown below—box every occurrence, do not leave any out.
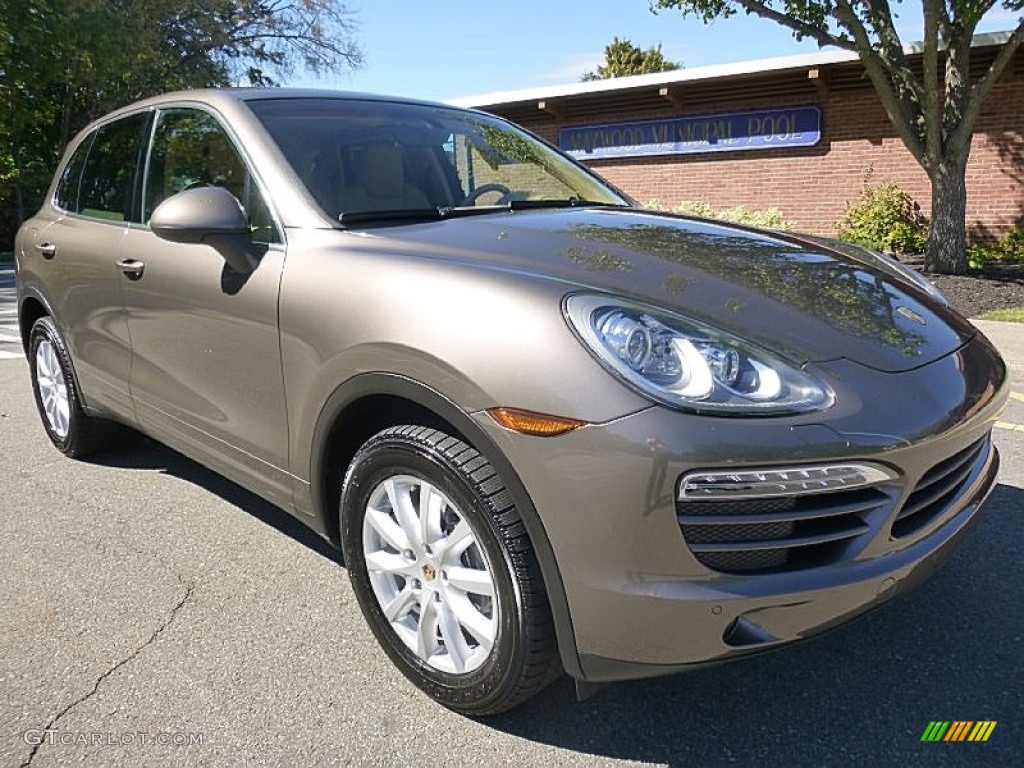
[734,1,855,51]
[953,21,1024,151]
[863,0,910,70]
[832,0,928,163]
[921,0,942,167]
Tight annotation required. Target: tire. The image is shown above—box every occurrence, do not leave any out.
[340,425,558,715]
[28,316,125,457]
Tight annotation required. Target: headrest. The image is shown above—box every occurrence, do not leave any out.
[356,143,404,199]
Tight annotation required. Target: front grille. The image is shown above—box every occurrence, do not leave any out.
[892,436,990,538]
[678,487,891,574]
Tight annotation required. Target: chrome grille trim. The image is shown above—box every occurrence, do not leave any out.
[678,463,897,501]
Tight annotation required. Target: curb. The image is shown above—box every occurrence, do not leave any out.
[972,320,1023,372]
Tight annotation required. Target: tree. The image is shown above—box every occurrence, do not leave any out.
[652,1,1024,275]
[0,0,362,248]
[582,37,681,80]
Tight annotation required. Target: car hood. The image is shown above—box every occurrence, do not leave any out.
[357,207,975,373]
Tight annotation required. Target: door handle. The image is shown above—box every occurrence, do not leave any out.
[35,242,57,259]
[116,258,145,280]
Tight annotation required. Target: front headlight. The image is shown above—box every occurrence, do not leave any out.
[565,294,833,416]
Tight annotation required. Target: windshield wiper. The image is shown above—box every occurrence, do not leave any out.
[339,206,522,226]
[339,199,629,227]
[339,208,444,226]
[505,198,623,211]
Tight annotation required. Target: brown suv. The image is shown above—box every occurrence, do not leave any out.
[15,89,1007,714]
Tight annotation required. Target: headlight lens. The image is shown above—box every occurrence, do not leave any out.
[565,294,833,415]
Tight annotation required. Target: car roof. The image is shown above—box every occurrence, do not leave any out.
[104,87,459,121]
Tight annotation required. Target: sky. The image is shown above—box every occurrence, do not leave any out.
[284,1,1019,103]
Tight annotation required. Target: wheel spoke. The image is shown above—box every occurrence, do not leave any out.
[364,550,416,576]
[437,602,471,672]
[446,591,494,651]
[365,505,410,553]
[37,345,53,378]
[416,598,440,660]
[386,478,423,549]
[55,402,69,434]
[419,483,444,549]
[438,519,473,562]
[381,585,417,622]
[445,565,494,597]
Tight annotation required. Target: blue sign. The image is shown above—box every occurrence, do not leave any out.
[559,107,822,159]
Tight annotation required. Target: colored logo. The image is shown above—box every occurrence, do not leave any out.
[920,721,997,742]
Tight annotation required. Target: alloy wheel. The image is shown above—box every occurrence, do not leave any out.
[362,474,498,674]
[35,339,70,439]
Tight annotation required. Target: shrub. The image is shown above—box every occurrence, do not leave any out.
[967,226,1024,269]
[671,199,718,219]
[716,205,793,231]
[835,175,928,256]
[646,199,794,230]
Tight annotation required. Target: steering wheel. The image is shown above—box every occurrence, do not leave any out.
[461,183,513,206]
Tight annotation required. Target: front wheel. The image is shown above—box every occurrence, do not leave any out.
[340,426,558,715]
[28,316,125,457]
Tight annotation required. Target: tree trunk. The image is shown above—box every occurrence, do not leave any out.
[925,158,969,275]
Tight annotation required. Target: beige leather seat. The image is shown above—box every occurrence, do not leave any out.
[343,142,430,212]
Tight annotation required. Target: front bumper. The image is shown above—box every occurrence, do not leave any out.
[474,332,1008,681]
[578,444,997,681]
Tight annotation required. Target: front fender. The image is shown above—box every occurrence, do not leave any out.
[304,371,585,679]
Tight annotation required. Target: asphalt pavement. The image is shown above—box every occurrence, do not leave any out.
[1,264,1022,766]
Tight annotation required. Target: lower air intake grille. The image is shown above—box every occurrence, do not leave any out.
[677,488,891,574]
[892,436,990,538]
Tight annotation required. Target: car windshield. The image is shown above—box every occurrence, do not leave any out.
[247,97,629,223]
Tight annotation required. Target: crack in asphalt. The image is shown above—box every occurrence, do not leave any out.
[19,581,195,768]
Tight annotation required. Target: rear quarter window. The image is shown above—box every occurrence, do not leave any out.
[73,113,150,223]
[53,135,94,213]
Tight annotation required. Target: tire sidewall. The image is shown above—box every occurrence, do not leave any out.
[340,435,526,712]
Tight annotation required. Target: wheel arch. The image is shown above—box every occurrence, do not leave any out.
[309,372,582,678]
[18,293,51,354]
[18,290,101,416]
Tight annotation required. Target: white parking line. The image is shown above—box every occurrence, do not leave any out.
[0,350,24,360]
[0,333,22,343]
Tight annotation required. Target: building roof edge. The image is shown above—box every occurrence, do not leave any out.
[446,30,1015,109]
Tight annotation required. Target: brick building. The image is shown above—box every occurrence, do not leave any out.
[450,32,1024,242]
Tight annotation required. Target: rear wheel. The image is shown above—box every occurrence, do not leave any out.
[29,316,125,457]
[340,425,558,715]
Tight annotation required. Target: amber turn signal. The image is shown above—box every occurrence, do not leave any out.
[486,407,587,437]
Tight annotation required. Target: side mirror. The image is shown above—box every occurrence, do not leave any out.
[150,186,257,273]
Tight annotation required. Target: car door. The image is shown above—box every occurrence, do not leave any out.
[21,114,150,421]
[119,106,292,509]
